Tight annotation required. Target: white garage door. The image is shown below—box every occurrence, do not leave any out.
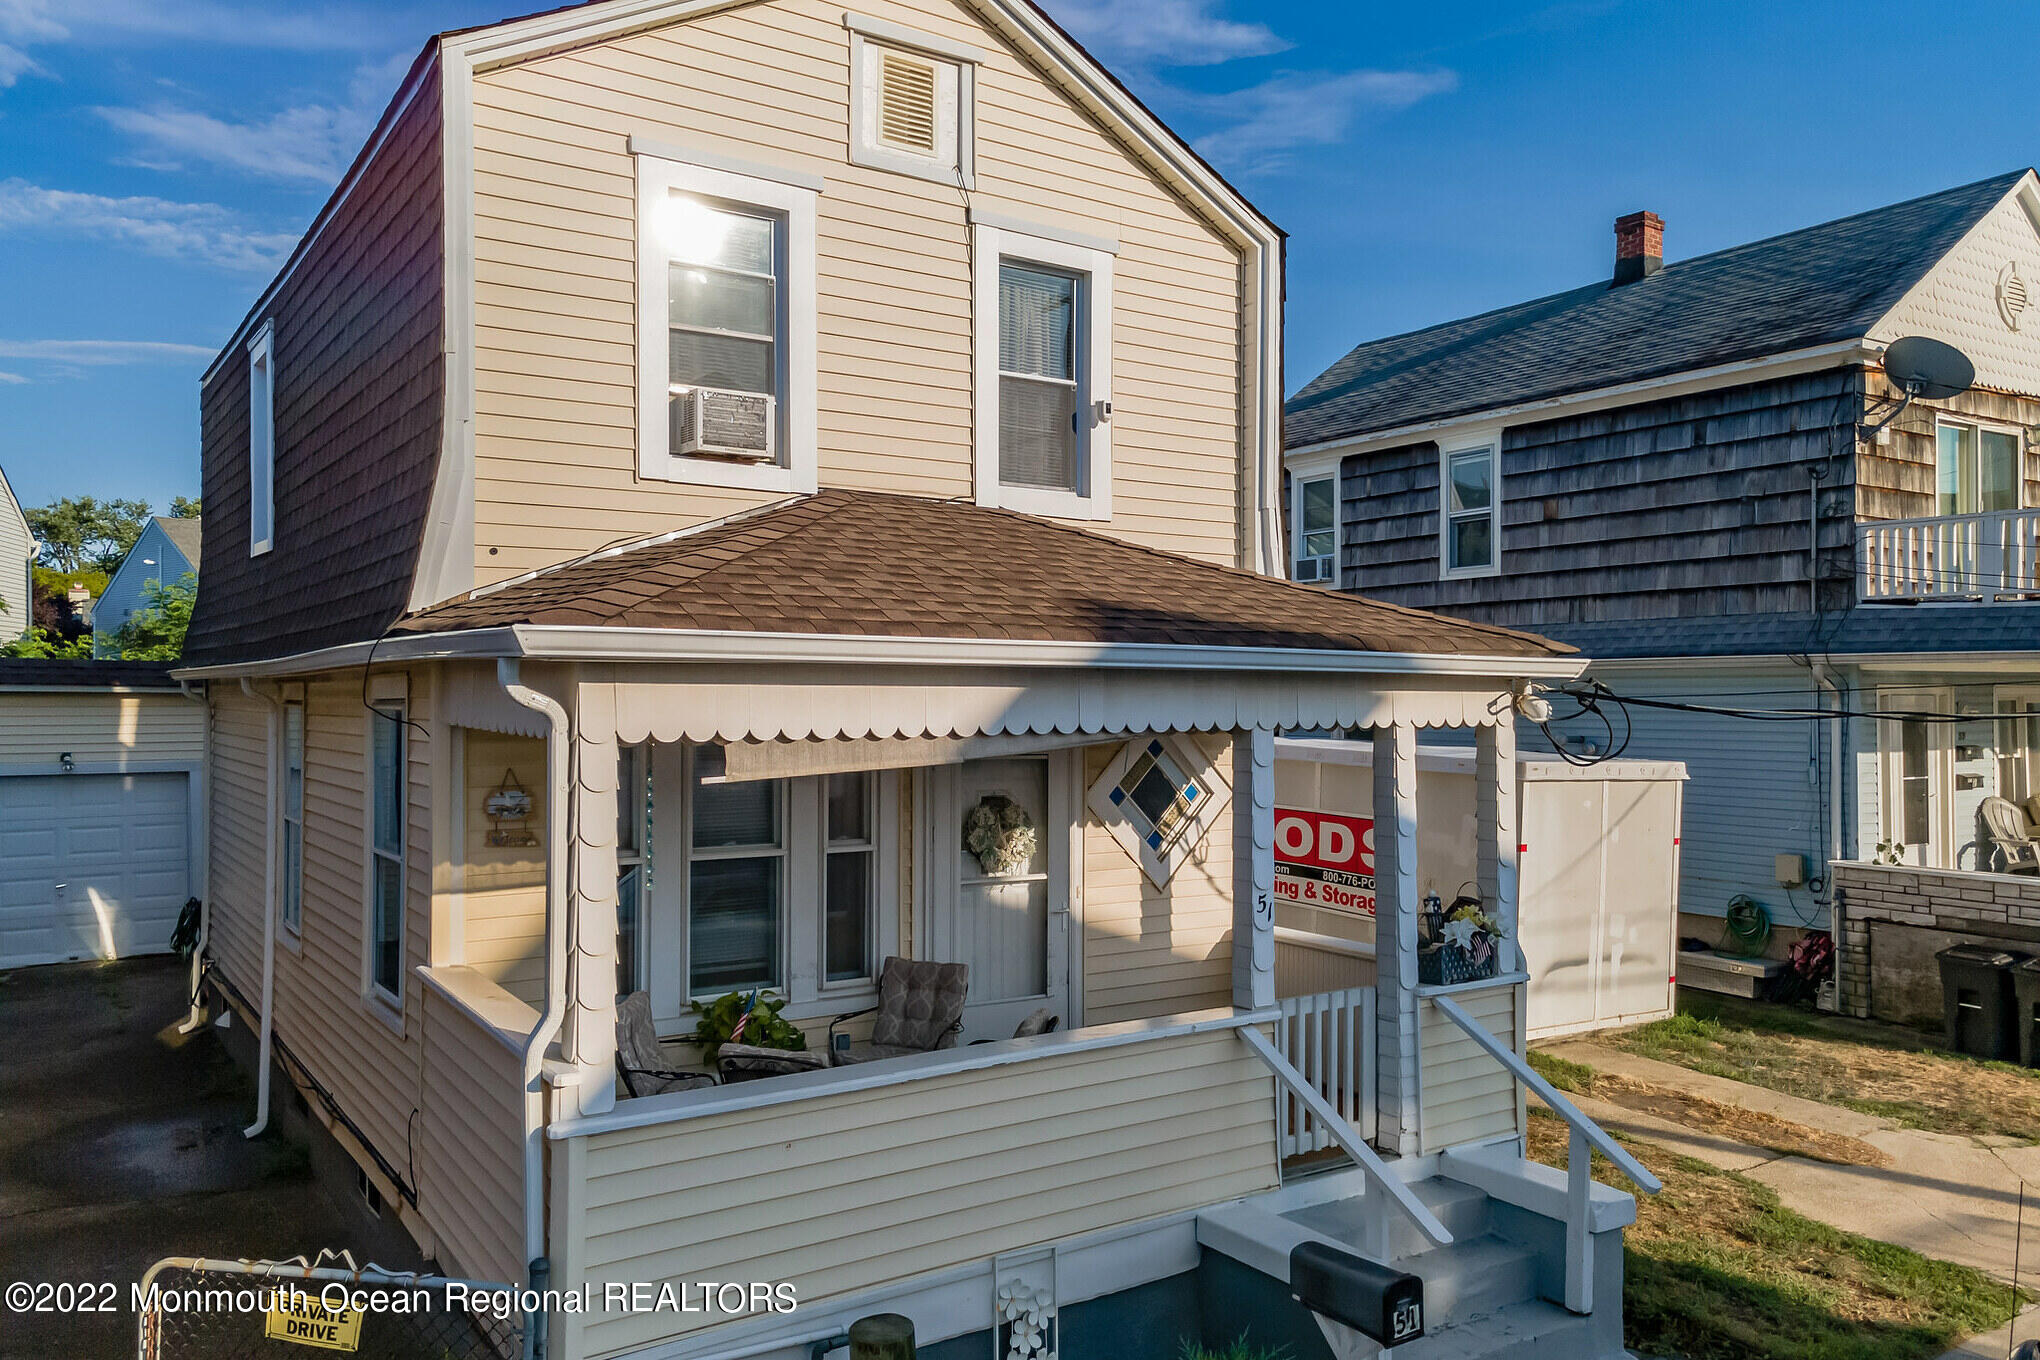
[0,772,191,969]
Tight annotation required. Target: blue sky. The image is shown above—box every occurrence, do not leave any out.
[2,0,2037,516]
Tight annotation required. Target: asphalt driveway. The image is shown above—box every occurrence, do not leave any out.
[0,956,372,1359]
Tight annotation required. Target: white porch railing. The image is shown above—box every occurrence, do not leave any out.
[1858,508,2040,601]
[1428,993,1660,1314]
[1272,986,1376,1157]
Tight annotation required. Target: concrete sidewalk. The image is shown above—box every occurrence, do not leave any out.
[1547,1040,2040,1284]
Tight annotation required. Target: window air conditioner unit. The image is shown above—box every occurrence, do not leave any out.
[673,387,775,461]
[1294,559,1331,583]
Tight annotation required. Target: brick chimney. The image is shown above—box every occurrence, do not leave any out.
[1613,210,1664,285]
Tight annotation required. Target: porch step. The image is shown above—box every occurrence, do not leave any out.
[1289,1176,1491,1261]
[1394,1298,1622,1360]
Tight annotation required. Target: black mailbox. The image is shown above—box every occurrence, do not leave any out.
[1289,1242,1424,1347]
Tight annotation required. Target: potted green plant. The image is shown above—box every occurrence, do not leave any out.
[687,989,808,1061]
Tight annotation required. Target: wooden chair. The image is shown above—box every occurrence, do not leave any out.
[828,957,969,1065]
[1982,796,2040,875]
[614,991,717,1098]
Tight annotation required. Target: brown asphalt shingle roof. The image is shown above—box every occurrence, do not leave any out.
[394,490,1572,659]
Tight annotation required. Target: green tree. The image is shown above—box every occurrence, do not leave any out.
[169,495,202,518]
[25,496,152,574]
[1,627,92,659]
[111,572,197,660]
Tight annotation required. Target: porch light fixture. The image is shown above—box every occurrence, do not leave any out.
[1087,734,1231,888]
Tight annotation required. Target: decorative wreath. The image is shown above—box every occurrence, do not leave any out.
[964,795,1038,876]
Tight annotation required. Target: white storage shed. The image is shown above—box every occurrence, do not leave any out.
[1273,736,1686,1041]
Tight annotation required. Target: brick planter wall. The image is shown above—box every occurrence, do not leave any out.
[1832,861,2040,1022]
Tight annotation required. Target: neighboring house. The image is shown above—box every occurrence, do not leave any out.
[0,659,205,968]
[93,514,201,657]
[0,463,32,641]
[1284,173,2040,1017]
[169,2,1650,1359]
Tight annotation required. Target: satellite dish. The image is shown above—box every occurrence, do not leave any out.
[1882,335,1975,399]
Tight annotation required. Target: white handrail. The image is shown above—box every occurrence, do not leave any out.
[1236,1025,1453,1250]
[1429,993,1659,1313]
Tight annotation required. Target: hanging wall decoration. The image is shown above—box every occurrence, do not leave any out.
[485,769,539,847]
[964,794,1037,876]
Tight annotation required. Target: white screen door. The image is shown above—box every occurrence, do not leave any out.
[925,756,1069,1040]
[1880,689,1951,867]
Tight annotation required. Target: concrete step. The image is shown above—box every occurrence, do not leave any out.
[1285,1175,1490,1261]
[1394,1298,1618,1360]
[1396,1233,1541,1321]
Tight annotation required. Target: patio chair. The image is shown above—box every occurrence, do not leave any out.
[615,991,718,1098]
[827,957,970,1065]
[1982,797,2040,875]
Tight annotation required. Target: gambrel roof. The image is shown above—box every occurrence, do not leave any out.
[1287,170,2032,448]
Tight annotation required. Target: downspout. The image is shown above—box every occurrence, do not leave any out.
[497,658,568,1358]
[1813,662,1846,1006]
[240,678,283,1138]
[177,678,211,1034]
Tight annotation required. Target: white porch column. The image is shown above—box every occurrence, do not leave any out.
[1477,715,1520,971]
[1232,725,1276,1010]
[1373,722,1422,1156]
[563,685,621,1117]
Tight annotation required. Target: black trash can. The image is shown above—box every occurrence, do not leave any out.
[1937,944,2024,1060]
[2012,957,2040,1067]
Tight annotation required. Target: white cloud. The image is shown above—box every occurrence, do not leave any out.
[1193,68,1459,173]
[94,49,413,185]
[0,339,213,363]
[0,0,380,51]
[0,370,26,384]
[1043,0,1288,68]
[0,178,296,271]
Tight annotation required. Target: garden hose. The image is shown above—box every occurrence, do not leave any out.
[1724,894,1772,957]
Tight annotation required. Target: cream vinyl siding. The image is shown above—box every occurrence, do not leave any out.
[556,1028,1277,1359]
[1081,734,1235,1025]
[418,976,530,1287]
[1418,985,1521,1153]
[459,729,549,1005]
[468,0,1245,586]
[0,691,204,767]
[206,676,435,1189]
[206,685,271,993]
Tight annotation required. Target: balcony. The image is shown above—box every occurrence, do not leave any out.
[1858,508,2040,603]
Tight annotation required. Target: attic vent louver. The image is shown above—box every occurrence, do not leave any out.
[878,50,938,154]
[1999,261,2028,332]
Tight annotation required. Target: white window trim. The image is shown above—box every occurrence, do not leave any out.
[363,701,407,1028]
[617,742,649,998]
[635,151,818,496]
[247,320,275,557]
[651,747,900,1028]
[1933,415,2026,515]
[846,24,976,189]
[1292,469,1338,586]
[1438,430,1502,580]
[973,221,1114,522]
[1878,688,1952,869]
[1086,734,1232,888]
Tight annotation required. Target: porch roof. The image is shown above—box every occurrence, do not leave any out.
[395,490,1572,660]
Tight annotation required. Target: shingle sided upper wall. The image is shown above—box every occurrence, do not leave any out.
[184,61,446,669]
[465,0,1250,585]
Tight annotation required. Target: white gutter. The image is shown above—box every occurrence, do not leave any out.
[1813,661,1846,1005]
[497,659,569,1323]
[1285,339,1882,463]
[239,678,283,1138]
[173,625,1587,681]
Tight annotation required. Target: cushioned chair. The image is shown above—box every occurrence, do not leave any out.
[614,991,717,1098]
[714,1041,831,1082]
[1982,796,2040,875]
[828,957,970,1065]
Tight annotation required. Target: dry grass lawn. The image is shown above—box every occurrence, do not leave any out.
[1528,1111,2020,1360]
[1602,994,2040,1141]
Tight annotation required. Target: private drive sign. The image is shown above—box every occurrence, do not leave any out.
[1273,808,1376,915]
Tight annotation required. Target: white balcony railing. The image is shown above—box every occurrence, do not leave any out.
[1858,508,2040,602]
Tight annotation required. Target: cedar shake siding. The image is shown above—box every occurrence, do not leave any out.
[1336,370,1868,628]
[1857,373,2040,522]
[184,56,445,669]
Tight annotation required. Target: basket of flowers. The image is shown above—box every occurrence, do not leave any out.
[1419,893,1507,985]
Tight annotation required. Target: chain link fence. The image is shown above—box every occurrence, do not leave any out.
[136,1256,524,1360]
